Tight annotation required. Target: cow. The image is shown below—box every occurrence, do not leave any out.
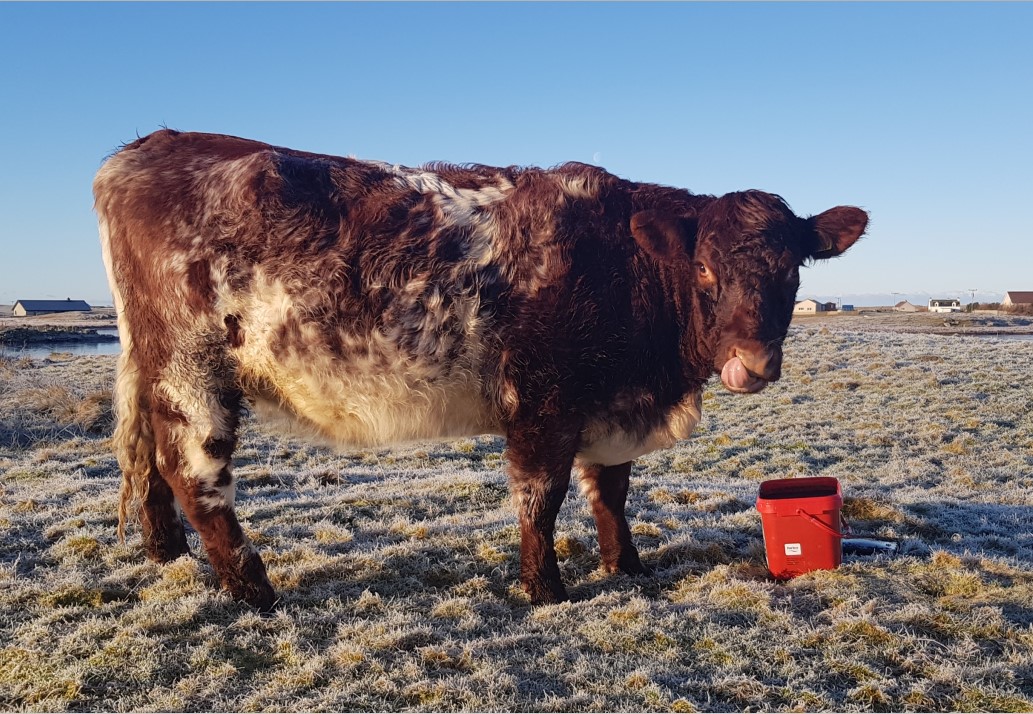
[94,130,866,610]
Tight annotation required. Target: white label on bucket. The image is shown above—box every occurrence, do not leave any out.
[784,543,802,556]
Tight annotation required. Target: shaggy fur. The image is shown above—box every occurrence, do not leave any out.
[94,129,866,608]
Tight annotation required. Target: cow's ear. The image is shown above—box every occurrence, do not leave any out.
[807,206,868,259]
[631,210,696,263]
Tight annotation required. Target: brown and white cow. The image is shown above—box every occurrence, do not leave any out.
[94,130,866,609]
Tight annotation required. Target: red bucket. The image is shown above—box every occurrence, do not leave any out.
[756,477,843,579]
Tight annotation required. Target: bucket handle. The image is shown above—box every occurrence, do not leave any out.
[796,509,850,539]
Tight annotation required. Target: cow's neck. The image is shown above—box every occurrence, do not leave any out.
[647,260,714,400]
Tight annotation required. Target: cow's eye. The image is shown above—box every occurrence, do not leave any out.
[695,261,718,294]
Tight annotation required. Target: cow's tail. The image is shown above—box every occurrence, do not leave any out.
[97,212,155,541]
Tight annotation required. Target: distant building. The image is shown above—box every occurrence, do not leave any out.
[928,298,962,313]
[12,299,92,317]
[1002,291,1033,307]
[841,304,854,312]
[793,299,827,315]
[894,300,920,312]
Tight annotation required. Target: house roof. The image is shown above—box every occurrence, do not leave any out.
[894,300,915,308]
[929,298,960,304]
[14,299,92,312]
[1005,291,1033,304]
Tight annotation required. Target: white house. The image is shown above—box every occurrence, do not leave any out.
[928,298,961,313]
[793,299,826,315]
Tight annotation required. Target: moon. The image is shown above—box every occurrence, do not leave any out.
[591,151,602,165]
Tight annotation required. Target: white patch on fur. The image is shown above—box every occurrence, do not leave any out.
[578,392,703,466]
[196,484,236,512]
[231,270,502,448]
[386,164,514,205]
[157,362,236,449]
[381,163,512,269]
[181,440,235,511]
[557,174,598,200]
[574,463,602,504]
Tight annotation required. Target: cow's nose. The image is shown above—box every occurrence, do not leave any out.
[735,345,782,382]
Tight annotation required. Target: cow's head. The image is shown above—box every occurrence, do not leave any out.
[631,191,867,393]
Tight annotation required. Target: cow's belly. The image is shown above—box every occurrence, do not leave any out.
[243,355,501,447]
[577,391,702,466]
[250,376,500,447]
[223,269,504,447]
[234,321,500,448]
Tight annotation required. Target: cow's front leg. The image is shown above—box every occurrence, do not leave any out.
[506,429,578,605]
[510,464,572,604]
[176,494,275,611]
[576,460,649,576]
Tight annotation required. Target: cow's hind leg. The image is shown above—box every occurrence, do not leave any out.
[112,343,189,562]
[576,460,649,576]
[140,463,190,562]
[151,371,275,611]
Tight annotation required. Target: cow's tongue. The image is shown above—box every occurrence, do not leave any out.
[720,356,765,393]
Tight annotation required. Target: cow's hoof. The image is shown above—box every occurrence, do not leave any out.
[606,555,652,577]
[144,533,191,564]
[523,579,569,606]
[223,551,277,612]
[228,579,278,613]
[602,548,651,577]
[250,584,278,614]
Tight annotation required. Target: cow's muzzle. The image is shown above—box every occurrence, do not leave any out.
[718,344,783,394]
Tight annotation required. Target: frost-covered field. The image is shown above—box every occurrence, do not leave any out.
[1,321,1031,712]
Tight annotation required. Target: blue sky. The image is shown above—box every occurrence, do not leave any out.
[1,2,1030,306]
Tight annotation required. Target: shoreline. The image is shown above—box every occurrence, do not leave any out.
[0,325,120,347]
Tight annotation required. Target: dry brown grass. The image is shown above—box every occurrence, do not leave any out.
[19,384,112,433]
